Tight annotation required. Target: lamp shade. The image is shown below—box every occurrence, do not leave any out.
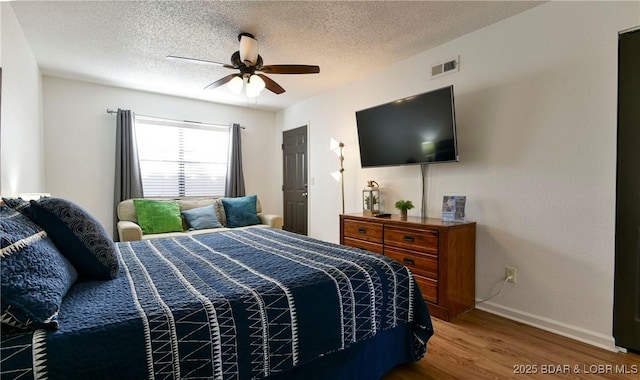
[249,75,265,92]
[330,138,344,156]
[227,76,244,94]
[239,35,259,66]
[246,75,265,97]
[245,84,259,97]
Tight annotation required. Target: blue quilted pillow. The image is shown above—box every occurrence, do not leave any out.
[29,198,119,280]
[0,206,78,330]
[182,205,224,230]
[221,195,261,228]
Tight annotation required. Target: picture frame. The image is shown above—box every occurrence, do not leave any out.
[442,195,466,222]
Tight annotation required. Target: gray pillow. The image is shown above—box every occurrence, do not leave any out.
[182,205,223,230]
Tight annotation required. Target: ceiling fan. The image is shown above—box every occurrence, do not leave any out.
[167,33,320,96]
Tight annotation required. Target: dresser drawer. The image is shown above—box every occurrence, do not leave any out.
[343,220,383,243]
[384,247,438,279]
[414,274,438,304]
[384,226,438,254]
[343,237,383,254]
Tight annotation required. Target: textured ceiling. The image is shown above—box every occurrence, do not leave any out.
[10,1,543,111]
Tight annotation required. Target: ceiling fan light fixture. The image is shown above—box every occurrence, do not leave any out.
[239,35,258,66]
[227,75,244,94]
[249,74,265,92]
[245,75,265,97]
[245,86,260,98]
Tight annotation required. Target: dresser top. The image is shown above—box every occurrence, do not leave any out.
[340,213,475,228]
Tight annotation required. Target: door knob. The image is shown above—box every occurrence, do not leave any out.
[302,192,308,198]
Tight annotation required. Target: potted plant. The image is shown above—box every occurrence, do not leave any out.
[394,200,414,220]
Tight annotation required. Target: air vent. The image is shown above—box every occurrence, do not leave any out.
[430,56,460,79]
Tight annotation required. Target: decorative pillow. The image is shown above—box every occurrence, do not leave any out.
[0,206,78,330]
[29,198,119,280]
[182,205,224,230]
[221,195,261,228]
[133,199,183,234]
[2,197,31,216]
[214,199,227,226]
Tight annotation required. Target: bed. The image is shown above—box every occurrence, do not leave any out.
[1,199,433,380]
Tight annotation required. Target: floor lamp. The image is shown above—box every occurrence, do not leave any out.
[330,139,345,214]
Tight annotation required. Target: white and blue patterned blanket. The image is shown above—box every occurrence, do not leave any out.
[1,228,433,379]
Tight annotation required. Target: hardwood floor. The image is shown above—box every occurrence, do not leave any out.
[383,309,640,379]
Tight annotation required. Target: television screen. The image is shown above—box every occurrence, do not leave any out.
[355,85,458,168]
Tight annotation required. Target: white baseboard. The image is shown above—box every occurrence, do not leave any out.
[476,301,619,352]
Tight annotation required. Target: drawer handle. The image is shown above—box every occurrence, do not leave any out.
[358,227,367,234]
[403,258,415,265]
[403,235,415,242]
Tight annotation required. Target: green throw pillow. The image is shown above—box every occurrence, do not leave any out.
[134,199,183,235]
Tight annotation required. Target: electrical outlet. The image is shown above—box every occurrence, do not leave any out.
[505,267,517,283]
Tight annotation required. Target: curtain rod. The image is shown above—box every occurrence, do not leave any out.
[105,109,244,129]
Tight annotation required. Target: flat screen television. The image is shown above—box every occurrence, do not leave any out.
[355,85,458,168]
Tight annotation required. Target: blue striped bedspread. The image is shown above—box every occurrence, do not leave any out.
[1,228,433,379]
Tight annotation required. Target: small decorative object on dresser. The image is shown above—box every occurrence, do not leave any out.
[394,199,415,220]
[442,195,466,222]
[340,212,476,321]
[362,180,381,216]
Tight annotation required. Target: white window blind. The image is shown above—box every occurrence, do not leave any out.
[135,116,230,197]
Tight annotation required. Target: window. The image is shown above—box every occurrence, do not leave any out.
[135,116,230,197]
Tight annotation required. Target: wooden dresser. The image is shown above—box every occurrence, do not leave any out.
[340,213,476,321]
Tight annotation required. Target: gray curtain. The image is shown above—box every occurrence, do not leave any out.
[113,109,143,239]
[225,123,246,197]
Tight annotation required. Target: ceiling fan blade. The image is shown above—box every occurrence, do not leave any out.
[257,74,285,94]
[259,65,320,74]
[204,74,237,90]
[166,55,234,69]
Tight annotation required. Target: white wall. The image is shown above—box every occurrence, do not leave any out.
[42,77,280,236]
[0,3,45,196]
[277,1,639,350]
